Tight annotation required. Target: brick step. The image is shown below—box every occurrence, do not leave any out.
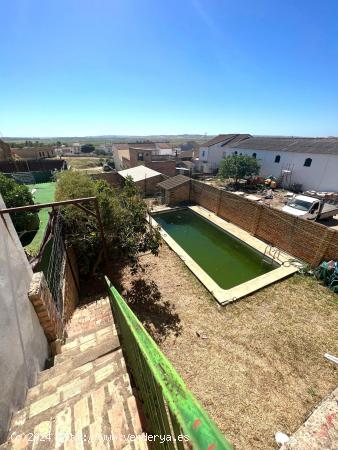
[9,353,132,436]
[4,383,146,450]
[64,298,113,340]
[58,325,116,360]
[38,337,120,384]
[64,316,114,341]
[63,323,115,350]
[26,350,124,404]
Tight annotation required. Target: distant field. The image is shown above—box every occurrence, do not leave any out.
[62,156,103,170]
[25,182,56,256]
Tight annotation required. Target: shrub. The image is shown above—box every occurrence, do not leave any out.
[55,172,161,275]
[218,155,260,183]
[0,173,39,241]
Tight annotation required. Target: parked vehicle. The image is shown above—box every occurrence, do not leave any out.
[282,194,338,220]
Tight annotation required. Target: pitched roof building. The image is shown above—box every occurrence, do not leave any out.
[198,134,338,192]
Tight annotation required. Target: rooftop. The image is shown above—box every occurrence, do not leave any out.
[203,134,251,148]
[231,136,338,155]
[118,165,162,182]
[157,174,190,190]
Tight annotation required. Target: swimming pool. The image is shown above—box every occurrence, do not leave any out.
[150,206,297,304]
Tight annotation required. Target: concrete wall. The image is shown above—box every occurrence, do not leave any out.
[200,144,338,191]
[198,143,225,173]
[0,194,49,442]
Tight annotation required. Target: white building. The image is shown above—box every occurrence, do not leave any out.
[199,135,338,192]
[198,134,251,173]
[55,143,82,156]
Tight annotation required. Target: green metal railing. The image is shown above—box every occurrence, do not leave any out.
[105,277,233,450]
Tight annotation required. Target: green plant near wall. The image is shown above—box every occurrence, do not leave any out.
[218,154,260,183]
[0,173,39,242]
[55,172,161,275]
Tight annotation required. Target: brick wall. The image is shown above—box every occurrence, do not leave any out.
[28,272,63,342]
[167,182,190,205]
[145,160,176,177]
[171,179,338,267]
[135,174,164,196]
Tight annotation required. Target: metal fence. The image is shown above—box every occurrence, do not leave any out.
[105,278,233,450]
[45,211,66,315]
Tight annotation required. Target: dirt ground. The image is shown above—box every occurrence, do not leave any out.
[120,244,338,450]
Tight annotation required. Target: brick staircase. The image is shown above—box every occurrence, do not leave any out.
[1,298,147,450]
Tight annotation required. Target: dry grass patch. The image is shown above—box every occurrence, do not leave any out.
[121,245,338,450]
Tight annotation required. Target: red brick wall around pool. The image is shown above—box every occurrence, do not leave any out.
[167,179,338,267]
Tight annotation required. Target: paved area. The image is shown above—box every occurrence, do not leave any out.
[282,385,338,450]
[1,298,147,450]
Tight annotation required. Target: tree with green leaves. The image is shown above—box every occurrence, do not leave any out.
[218,154,260,183]
[55,172,161,275]
[0,173,39,241]
[81,144,95,153]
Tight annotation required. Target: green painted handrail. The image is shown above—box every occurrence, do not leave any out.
[105,277,233,450]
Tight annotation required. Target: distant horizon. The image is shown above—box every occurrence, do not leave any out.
[3,132,338,141]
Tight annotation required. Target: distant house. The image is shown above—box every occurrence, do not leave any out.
[118,165,165,196]
[55,143,81,156]
[12,147,56,160]
[112,142,176,177]
[198,134,251,173]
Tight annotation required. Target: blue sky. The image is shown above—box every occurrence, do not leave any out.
[1,0,338,137]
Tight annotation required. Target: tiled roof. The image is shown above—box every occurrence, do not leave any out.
[157,175,190,190]
[230,136,338,155]
[157,143,172,149]
[202,134,251,148]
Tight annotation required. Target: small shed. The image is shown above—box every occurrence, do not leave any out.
[118,165,164,196]
[157,175,191,205]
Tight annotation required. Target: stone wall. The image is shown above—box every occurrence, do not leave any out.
[167,179,338,267]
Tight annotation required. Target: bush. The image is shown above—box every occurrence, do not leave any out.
[218,155,260,183]
[0,173,39,241]
[55,172,161,275]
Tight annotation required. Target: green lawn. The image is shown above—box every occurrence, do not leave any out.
[25,182,56,256]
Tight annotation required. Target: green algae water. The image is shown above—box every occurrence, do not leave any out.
[153,209,276,289]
